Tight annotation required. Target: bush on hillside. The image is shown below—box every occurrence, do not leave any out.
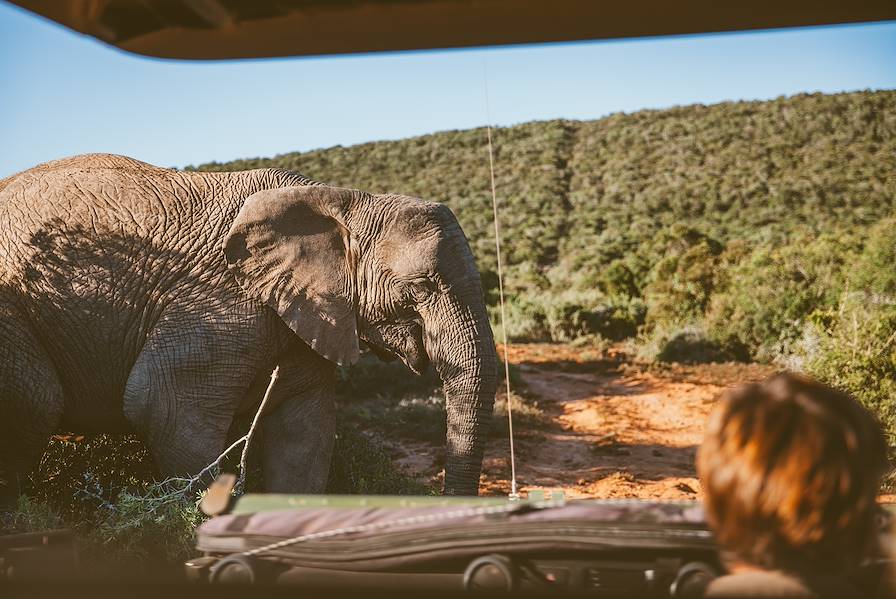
[704,233,859,361]
[495,295,645,343]
[852,217,896,297]
[798,222,896,453]
[800,295,896,452]
[643,226,724,328]
[638,324,750,364]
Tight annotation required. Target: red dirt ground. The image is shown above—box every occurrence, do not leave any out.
[384,343,778,499]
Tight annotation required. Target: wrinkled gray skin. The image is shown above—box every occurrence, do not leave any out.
[0,154,496,501]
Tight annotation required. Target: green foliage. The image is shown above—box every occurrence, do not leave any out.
[643,226,724,327]
[328,425,431,495]
[800,295,896,447]
[852,217,896,296]
[796,222,896,449]
[1,495,64,533]
[3,469,202,571]
[78,476,203,568]
[644,324,750,364]
[634,321,738,364]
[495,295,645,343]
[600,260,640,298]
[704,233,860,361]
[5,435,199,570]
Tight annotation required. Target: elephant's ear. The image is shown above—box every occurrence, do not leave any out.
[223,186,360,366]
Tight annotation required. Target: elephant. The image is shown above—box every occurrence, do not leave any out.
[0,153,497,502]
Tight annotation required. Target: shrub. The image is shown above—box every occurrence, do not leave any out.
[852,217,896,296]
[5,382,433,571]
[26,435,156,518]
[600,260,640,298]
[4,472,203,572]
[640,324,750,364]
[496,295,550,342]
[590,297,647,340]
[545,297,645,342]
[705,233,859,361]
[78,477,203,569]
[328,425,431,495]
[0,495,64,534]
[643,227,723,329]
[494,294,645,343]
[800,294,896,450]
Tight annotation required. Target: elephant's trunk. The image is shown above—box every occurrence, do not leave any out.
[425,283,498,496]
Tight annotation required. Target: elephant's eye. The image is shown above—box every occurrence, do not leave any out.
[403,278,434,302]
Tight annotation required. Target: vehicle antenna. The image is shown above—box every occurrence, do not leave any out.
[484,64,520,501]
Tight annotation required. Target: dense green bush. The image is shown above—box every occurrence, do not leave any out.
[852,217,896,296]
[495,294,645,343]
[1,495,64,534]
[636,323,750,364]
[659,329,750,364]
[643,226,724,328]
[799,222,896,447]
[801,295,896,446]
[78,478,203,568]
[5,463,202,571]
[704,233,859,361]
[328,424,431,495]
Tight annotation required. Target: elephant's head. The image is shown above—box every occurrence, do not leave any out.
[223,185,497,495]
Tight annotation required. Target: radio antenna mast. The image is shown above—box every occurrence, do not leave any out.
[484,65,520,501]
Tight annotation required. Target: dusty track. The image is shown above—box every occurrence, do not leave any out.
[387,343,777,499]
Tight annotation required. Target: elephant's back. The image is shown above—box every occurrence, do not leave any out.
[0,174,16,195]
[1,156,213,227]
[0,156,318,264]
[0,154,166,192]
[0,155,175,217]
[0,157,240,306]
[28,154,163,174]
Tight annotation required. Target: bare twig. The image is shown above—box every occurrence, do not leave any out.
[188,434,249,488]
[237,366,280,493]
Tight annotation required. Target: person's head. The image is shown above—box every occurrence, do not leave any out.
[698,372,888,573]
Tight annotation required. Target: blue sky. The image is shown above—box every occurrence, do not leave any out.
[1,3,894,178]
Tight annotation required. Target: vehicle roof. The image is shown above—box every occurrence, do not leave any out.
[9,0,896,60]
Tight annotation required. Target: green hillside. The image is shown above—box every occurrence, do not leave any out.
[192,91,894,271]
[190,90,896,440]
[189,90,895,335]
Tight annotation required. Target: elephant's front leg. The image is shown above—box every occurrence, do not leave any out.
[257,347,337,493]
